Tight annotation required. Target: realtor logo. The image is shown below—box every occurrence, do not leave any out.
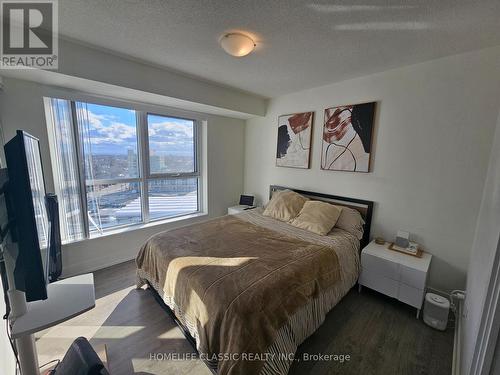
[1,0,58,69]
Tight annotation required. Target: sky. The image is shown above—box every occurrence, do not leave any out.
[78,102,194,156]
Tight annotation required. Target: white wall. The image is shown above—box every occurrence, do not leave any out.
[244,46,500,292]
[0,38,268,118]
[0,119,16,375]
[0,276,17,375]
[57,39,267,116]
[461,108,500,374]
[0,77,245,276]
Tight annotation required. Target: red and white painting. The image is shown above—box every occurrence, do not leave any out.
[276,112,313,169]
[321,102,376,172]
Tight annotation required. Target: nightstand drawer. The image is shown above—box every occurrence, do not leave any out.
[398,283,425,309]
[399,264,427,289]
[361,253,399,281]
[359,268,399,298]
[360,240,432,318]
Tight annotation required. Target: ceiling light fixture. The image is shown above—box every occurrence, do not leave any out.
[220,33,256,57]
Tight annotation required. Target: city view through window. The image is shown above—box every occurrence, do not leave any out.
[76,102,198,232]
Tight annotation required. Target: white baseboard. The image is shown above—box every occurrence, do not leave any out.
[453,297,464,375]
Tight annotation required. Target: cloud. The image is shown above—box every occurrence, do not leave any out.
[98,121,136,141]
[148,121,193,138]
[148,121,193,152]
[75,107,193,154]
[76,107,108,130]
[77,108,137,147]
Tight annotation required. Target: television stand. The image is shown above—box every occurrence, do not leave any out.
[8,274,95,375]
[11,273,95,339]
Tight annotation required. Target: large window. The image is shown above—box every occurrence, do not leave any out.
[45,98,201,242]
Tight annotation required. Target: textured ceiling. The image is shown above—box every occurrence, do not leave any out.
[58,0,500,97]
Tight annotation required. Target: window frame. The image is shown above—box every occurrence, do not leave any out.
[140,111,201,224]
[52,97,202,239]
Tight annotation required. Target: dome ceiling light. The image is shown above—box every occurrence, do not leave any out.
[220,33,256,57]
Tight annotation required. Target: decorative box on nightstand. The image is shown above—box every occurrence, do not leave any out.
[358,240,432,318]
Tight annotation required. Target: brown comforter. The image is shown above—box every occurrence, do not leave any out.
[136,213,356,375]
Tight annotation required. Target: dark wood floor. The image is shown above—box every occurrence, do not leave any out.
[36,260,453,375]
[289,287,453,375]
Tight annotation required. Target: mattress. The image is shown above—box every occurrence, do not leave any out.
[136,208,360,374]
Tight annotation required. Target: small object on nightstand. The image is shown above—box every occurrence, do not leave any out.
[239,194,254,206]
[388,242,423,258]
[395,230,410,248]
[358,240,432,319]
[375,237,385,245]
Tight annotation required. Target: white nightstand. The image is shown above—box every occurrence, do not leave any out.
[227,205,254,215]
[358,240,432,319]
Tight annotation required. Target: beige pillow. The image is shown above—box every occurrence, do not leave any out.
[334,207,365,240]
[262,190,307,222]
[290,201,342,235]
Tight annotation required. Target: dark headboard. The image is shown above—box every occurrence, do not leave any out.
[269,185,374,249]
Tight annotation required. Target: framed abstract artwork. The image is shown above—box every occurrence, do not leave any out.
[321,102,376,172]
[276,111,313,169]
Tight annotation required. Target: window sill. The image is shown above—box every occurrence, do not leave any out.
[64,212,208,245]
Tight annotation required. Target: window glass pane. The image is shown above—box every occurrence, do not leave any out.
[147,114,195,174]
[147,178,198,220]
[23,134,49,250]
[87,182,141,232]
[76,102,139,180]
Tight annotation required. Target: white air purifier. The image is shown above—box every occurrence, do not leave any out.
[423,292,450,331]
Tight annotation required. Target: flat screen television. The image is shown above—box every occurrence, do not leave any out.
[4,130,50,301]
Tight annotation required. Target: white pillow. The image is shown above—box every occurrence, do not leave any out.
[290,201,342,235]
[334,207,365,240]
[262,190,308,222]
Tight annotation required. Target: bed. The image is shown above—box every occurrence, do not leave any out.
[136,185,373,375]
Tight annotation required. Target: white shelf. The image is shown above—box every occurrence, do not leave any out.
[228,205,253,214]
[11,273,95,339]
